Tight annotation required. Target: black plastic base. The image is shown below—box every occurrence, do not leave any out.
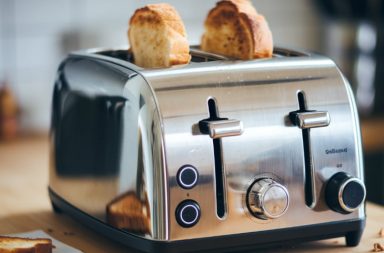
[49,188,365,253]
[345,229,364,247]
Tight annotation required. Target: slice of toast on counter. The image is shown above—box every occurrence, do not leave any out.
[0,236,52,253]
[128,3,191,68]
[201,0,273,59]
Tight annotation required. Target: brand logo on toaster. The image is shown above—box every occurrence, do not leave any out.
[325,148,348,155]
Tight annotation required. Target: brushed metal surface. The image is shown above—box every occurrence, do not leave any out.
[49,47,365,242]
[143,49,365,240]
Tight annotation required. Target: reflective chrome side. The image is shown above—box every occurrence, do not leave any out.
[49,57,168,240]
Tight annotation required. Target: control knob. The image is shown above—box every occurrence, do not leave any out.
[325,172,366,214]
[247,178,289,220]
[175,200,201,227]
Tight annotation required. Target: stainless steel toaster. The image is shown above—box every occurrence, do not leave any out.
[49,46,366,253]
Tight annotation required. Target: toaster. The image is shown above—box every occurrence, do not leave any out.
[49,46,366,253]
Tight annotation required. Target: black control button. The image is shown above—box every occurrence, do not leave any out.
[325,172,366,214]
[177,165,198,189]
[176,200,201,227]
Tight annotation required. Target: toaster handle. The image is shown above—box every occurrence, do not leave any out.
[199,119,243,139]
[289,111,330,129]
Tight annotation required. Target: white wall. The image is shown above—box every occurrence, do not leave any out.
[0,0,322,132]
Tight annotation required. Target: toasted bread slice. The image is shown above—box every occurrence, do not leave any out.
[106,192,150,234]
[128,3,191,68]
[0,236,52,253]
[201,0,273,59]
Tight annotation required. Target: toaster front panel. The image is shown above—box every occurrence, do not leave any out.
[146,57,364,240]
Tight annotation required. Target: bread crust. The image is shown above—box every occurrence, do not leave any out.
[128,3,191,68]
[201,0,273,59]
[0,236,52,253]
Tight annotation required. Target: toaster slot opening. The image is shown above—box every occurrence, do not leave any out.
[190,47,230,62]
[289,91,331,209]
[96,48,228,65]
[209,99,227,218]
[199,98,227,218]
[297,91,316,208]
[273,48,308,58]
[94,47,307,68]
[97,49,133,62]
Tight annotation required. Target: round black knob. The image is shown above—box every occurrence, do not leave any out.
[175,200,200,227]
[177,165,198,189]
[325,172,366,214]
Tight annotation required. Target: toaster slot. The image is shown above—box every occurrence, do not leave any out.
[189,47,230,62]
[297,92,316,208]
[197,99,226,218]
[213,137,226,218]
[273,48,308,58]
[198,98,244,219]
[289,91,331,208]
[96,48,228,65]
[92,47,308,69]
[97,49,132,62]
[207,98,227,218]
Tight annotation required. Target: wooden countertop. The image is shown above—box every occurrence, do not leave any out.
[0,136,383,253]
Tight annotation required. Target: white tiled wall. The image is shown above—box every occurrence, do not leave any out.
[0,0,322,132]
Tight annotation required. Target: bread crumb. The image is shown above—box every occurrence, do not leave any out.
[379,228,384,238]
[372,243,384,252]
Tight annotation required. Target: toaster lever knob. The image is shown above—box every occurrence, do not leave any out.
[325,172,366,214]
[289,110,330,129]
[247,178,289,220]
[199,119,243,139]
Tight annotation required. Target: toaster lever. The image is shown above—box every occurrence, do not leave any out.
[289,92,332,208]
[289,111,330,129]
[199,119,243,139]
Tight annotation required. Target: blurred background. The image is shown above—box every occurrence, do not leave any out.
[0,0,383,204]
